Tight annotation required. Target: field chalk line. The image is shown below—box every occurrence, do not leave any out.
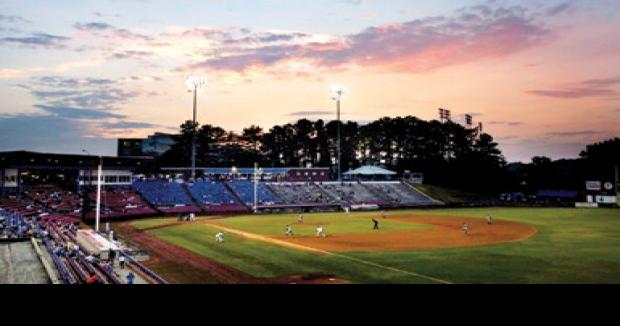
[204,222,453,285]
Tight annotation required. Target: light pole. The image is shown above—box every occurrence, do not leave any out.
[186,76,207,181]
[253,163,259,213]
[83,149,102,233]
[331,85,347,182]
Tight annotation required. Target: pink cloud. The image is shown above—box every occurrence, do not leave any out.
[178,4,551,74]
[527,76,620,99]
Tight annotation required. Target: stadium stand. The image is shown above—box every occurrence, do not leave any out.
[23,185,82,217]
[226,180,281,207]
[267,182,336,205]
[0,207,33,240]
[362,182,441,206]
[0,197,46,217]
[84,188,157,221]
[133,180,200,214]
[318,182,386,206]
[187,180,248,213]
[37,219,124,284]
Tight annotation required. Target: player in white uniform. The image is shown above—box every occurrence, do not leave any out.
[215,232,224,243]
[298,213,304,224]
[462,223,469,236]
[486,214,493,225]
[316,225,326,238]
[285,225,294,237]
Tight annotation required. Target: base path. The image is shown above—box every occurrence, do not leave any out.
[204,222,453,284]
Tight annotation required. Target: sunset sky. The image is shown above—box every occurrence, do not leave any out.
[0,0,619,162]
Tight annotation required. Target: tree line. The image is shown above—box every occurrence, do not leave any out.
[154,116,618,195]
[157,116,507,193]
[508,138,620,194]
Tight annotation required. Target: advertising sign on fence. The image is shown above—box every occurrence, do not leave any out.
[586,181,602,191]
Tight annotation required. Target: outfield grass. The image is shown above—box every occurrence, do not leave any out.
[143,208,620,284]
[131,217,178,230]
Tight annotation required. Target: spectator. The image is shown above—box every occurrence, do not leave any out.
[105,261,114,273]
[119,255,126,269]
[86,272,98,284]
[126,272,135,284]
[108,248,116,265]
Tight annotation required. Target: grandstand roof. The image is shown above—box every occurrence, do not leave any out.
[204,167,290,175]
[162,167,329,175]
[0,151,153,170]
[344,166,397,176]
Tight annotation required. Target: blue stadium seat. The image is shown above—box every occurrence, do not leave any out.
[133,180,193,207]
[227,180,279,206]
[188,181,240,205]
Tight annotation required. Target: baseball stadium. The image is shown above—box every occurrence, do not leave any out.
[1,1,620,285]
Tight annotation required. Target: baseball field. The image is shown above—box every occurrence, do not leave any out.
[118,207,620,284]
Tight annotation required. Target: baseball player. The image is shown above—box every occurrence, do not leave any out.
[462,223,469,236]
[298,212,304,224]
[316,225,326,238]
[487,214,493,225]
[215,232,224,243]
[372,218,379,230]
[381,210,387,219]
[285,225,294,237]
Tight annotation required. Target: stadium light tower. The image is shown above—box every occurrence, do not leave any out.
[331,85,347,182]
[186,76,208,181]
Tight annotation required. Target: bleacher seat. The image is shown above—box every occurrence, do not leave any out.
[227,180,280,206]
[133,180,193,207]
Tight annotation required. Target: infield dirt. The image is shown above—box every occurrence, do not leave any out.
[268,215,537,252]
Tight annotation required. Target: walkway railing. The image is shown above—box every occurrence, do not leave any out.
[119,251,168,284]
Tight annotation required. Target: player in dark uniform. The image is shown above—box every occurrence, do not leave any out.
[372,218,379,230]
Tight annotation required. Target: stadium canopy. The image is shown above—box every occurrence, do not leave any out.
[344,166,397,176]
[202,167,291,175]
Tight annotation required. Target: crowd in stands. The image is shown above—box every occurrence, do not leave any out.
[1,201,163,284]
[0,207,33,240]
